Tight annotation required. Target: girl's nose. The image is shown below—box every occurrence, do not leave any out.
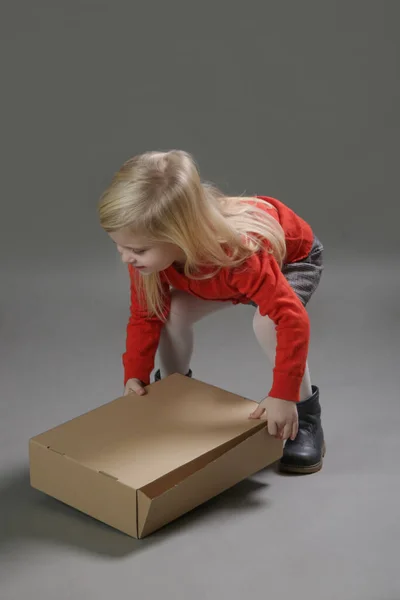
[120,251,132,264]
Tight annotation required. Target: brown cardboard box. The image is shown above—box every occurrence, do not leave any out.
[29,374,282,538]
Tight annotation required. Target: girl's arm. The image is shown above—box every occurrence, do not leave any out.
[123,265,171,386]
[226,251,310,403]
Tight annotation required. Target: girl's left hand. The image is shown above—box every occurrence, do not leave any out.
[249,396,298,441]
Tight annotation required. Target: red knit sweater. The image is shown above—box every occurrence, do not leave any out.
[122,196,314,402]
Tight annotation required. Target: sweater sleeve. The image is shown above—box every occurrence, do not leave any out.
[122,265,171,386]
[227,251,310,401]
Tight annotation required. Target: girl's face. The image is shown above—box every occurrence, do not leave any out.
[109,228,185,274]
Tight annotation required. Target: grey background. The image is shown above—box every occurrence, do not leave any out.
[1,1,399,599]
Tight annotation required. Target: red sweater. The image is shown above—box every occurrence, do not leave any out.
[123,196,314,402]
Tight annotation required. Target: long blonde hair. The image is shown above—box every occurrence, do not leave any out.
[98,150,286,320]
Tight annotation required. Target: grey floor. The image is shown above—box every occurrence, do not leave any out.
[1,254,399,599]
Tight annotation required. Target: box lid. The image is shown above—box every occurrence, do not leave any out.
[31,374,265,490]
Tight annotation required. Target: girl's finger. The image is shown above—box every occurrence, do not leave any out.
[249,405,265,419]
[125,383,146,396]
[268,420,278,437]
[282,423,292,441]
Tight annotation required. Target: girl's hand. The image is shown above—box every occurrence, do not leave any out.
[249,396,298,441]
[124,378,147,396]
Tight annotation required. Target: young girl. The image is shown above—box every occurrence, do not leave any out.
[98,150,325,474]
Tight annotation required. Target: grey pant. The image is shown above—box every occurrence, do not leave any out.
[250,234,324,308]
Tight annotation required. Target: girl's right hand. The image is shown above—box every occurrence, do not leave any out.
[124,378,147,396]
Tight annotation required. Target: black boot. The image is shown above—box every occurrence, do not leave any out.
[154,369,193,382]
[279,385,326,474]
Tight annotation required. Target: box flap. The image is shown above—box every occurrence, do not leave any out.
[137,421,266,501]
[31,374,264,490]
[136,426,282,538]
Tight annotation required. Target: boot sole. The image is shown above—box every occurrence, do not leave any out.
[279,442,326,475]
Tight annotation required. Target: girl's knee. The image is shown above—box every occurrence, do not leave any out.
[167,289,194,329]
[167,288,230,330]
[252,308,276,341]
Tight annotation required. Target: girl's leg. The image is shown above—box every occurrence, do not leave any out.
[158,289,230,378]
[252,308,313,400]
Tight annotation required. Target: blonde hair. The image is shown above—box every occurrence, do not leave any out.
[98,150,286,320]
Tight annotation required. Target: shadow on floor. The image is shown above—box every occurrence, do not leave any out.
[0,465,274,557]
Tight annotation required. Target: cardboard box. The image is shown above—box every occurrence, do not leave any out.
[29,374,282,538]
